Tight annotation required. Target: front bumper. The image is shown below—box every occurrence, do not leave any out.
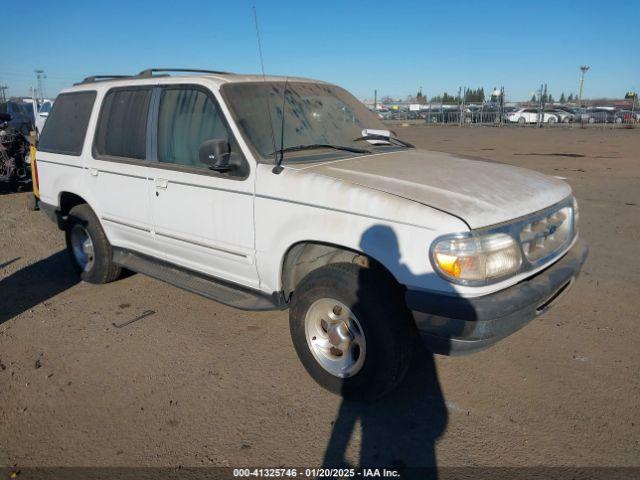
[406,238,588,355]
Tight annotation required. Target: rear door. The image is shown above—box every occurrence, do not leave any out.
[147,84,259,288]
[87,87,158,257]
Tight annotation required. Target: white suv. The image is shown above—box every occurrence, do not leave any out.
[36,69,587,400]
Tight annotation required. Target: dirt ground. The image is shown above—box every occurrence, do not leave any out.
[1,126,639,472]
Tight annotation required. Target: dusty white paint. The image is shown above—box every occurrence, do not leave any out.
[38,73,575,299]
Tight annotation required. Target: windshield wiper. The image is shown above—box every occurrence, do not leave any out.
[269,143,371,156]
[352,134,414,148]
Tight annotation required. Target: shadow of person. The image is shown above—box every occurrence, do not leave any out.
[0,250,79,325]
[323,342,445,478]
[323,225,467,478]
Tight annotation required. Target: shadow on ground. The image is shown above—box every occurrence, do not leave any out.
[321,225,468,479]
[323,342,446,478]
[0,250,79,324]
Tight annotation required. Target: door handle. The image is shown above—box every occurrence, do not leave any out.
[89,168,99,177]
[155,178,168,189]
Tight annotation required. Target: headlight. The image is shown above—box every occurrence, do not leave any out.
[431,232,522,285]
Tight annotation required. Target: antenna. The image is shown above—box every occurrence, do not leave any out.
[252,6,278,169]
[272,76,288,174]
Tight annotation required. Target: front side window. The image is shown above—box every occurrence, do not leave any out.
[94,88,151,160]
[38,91,96,156]
[157,88,235,169]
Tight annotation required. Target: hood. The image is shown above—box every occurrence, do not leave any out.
[292,149,572,229]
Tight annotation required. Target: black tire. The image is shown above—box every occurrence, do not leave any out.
[289,263,415,401]
[65,204,120,284]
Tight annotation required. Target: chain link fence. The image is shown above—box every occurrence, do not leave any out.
[377,94,639,128]
[383,106,639,128]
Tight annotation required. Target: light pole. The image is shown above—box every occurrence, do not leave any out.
[578,65,590,107]
[35,69,47,101]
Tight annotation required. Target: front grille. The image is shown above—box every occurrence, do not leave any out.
[519,205,573,263]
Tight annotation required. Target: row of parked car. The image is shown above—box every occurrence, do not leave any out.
[377,104,639,125]
[506,106,639,124]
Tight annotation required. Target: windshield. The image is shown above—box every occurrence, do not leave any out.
[221,81,389,161]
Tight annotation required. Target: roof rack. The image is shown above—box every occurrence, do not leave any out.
[137,68,233,77]
[75,75,132,85]
[75,68,233,86]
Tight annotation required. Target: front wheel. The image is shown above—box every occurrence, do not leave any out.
[289,263,415,401]
[518,117,526,124]
[65,204,121,284]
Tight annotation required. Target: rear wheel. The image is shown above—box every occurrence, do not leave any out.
[289,263,415,401]
[547,116,557,124]
[65,204,121,284]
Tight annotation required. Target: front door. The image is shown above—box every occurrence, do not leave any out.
[147,85,259,289]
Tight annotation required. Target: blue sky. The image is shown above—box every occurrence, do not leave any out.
[1,0,638,101]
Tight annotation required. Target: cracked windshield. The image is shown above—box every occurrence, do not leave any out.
[222,82,389,160]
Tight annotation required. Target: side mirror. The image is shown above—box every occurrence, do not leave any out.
[39,112,49,118]
[198,139,234,172]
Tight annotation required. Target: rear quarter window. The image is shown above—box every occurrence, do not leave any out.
[38,91,96,156]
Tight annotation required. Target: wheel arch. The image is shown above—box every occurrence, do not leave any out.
[59,191,88,216]
[280,240,398,299]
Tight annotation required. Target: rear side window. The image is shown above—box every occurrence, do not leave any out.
[38,91,96,156]
[94,88,151,160]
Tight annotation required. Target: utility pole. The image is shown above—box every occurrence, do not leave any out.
[35,69,47,101]
[458,86,463,125]
[373,89,377,111]
[0,85,7,102]
[537,83,546,127]
[578,65,590,107]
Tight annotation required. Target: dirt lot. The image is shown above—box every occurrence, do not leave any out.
[1,127,639,472]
